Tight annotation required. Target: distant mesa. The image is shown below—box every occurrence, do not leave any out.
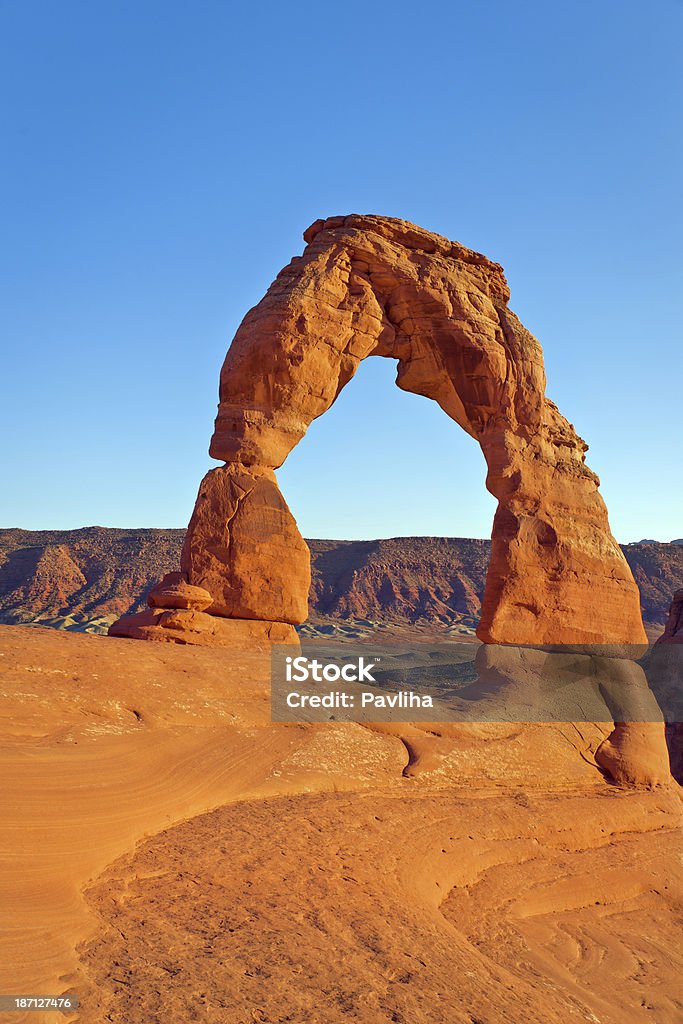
[108,214,646,648]
[633,538,682,546]
[1,530,682,640]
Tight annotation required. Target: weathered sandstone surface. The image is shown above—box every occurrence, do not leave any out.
[111,215,646,647]
[1,626,681,1024]
[179,465,310,624]
[108,606,297,647]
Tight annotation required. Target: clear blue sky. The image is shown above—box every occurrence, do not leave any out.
[1,0,680,542]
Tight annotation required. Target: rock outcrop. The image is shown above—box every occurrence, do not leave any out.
[595,722,673,788]
[658,589,683,644]
[111,214,645,648]
[654,590,683,782]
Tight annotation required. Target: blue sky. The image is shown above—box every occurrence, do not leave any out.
[0,0,680,541]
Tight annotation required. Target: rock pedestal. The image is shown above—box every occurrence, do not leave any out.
[109,465,306,649]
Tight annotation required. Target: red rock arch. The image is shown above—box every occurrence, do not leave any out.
[111,215,646,647]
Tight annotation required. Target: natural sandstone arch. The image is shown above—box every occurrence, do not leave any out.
[111,214,646,648]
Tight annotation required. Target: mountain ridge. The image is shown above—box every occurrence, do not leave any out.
[1,527,681,638]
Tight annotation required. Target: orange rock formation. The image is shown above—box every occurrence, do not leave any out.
[111,214,645,648]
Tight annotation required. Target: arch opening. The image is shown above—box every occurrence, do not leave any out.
[274,352,495,636]
[277,352,496,542]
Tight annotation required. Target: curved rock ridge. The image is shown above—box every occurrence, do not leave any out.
[111,214,645,648]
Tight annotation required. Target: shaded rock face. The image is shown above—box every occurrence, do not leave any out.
[624,546,683,633]
[658,589,683,644]
[655,590,683,782]
[112,214,645,647]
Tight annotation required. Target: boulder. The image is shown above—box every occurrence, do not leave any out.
[147,572,213,611]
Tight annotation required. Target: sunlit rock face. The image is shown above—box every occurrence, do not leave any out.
[116,214,643,646]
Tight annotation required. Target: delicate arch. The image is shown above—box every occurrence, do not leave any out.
[111,215,645,647]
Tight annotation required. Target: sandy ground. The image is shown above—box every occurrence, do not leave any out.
[0,625,680,1024]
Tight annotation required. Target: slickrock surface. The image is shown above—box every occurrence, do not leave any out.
[80,790,682,1024]
[112,215,646,646]
[1,529,681,639]
[0,626,680,1024]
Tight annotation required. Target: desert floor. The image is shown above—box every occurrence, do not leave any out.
[0,625,681,1024]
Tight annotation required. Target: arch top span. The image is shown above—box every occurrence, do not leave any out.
[111,215,646,646]
[210,214,546,467]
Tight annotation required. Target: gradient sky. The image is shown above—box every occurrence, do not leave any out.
[1,0,681,542]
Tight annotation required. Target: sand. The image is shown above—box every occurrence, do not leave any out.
[0,625,680,1023]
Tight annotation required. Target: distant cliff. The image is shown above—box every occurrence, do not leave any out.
[0,528,681,636]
